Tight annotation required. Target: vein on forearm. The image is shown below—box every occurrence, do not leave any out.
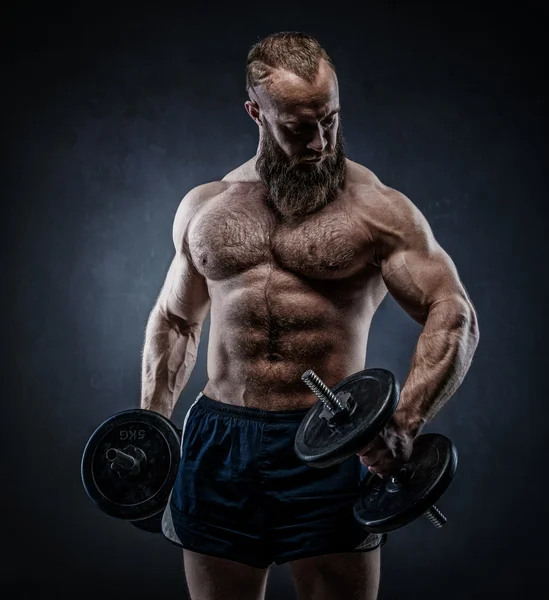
[399,296,477,421]
[141,309,201,413]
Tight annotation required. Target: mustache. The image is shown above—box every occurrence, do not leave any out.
[299,153,332,163]
[285,148,337,166]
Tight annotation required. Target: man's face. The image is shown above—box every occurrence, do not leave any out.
[251,61,346,221]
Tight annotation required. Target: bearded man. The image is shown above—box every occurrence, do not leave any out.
[141,31,479,600]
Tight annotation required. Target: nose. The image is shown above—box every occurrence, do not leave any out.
[306,125,327,154]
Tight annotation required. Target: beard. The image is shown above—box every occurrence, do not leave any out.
[255,121,346,222]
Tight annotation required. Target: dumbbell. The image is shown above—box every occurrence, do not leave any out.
[294,368,458,533]
[81,409,181,533]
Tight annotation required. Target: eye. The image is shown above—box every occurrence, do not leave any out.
[322,115,337,128]
[286,126,302,136]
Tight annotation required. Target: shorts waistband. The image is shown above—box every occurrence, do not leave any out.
[196,393,311,423]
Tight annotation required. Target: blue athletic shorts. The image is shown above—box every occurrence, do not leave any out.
[161,393,386,568]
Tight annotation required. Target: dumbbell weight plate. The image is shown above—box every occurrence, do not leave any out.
[81,409,181,522]
[294,369,400,468]
[353,433,458,533]
[130,511,164,533]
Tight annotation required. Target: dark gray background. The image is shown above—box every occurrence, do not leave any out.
[3,1,548,598]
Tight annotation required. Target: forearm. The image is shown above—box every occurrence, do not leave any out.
[140,306,202,418]
[398,295,479,430]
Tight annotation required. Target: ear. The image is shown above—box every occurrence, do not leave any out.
[244,100,262,126]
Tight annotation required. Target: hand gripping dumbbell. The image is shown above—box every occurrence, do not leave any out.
[294,368,458,533]
[81,409,181,533]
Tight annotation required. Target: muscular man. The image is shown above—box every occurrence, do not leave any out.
[141,32,479,600]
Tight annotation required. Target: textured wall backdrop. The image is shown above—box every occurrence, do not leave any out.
[2,1,547,599]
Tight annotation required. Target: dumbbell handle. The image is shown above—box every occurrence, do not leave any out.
[106,446,146,472]
[424,505,447,527]
[301,370,346,412]
[302,369,447,529]
[387,475,447,528]
[106,448,138,469]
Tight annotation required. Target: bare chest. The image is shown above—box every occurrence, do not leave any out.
[188,187,374,281]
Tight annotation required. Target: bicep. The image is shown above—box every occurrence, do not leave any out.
[155,187,212,329]
[375,193,469,325]
[157,252,210,329]
[381,241,466,325]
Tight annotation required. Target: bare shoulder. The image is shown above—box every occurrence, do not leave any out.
[172,181,229,247]
[173,157,260,243]
[345,159,435,251]
[345,159,381,187]
[346,159,410,211]
[222,157,261,183]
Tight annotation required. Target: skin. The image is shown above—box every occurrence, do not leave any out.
[141,59,479,600]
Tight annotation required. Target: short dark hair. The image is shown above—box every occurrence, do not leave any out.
[246,32,334,92]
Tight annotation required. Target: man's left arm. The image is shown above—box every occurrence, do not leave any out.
[358,186,480,474]
[382,199,479,431]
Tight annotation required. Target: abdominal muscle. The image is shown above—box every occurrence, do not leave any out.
[201,264,377,411]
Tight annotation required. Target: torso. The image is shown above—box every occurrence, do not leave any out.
[191,159,389,410]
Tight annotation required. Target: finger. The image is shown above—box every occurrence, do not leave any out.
[366,462,387,479]
[359,446,387,467]
[356,443,374,457]
[374,458,408,479]
[361,455,383,472]
[356,436,385,457]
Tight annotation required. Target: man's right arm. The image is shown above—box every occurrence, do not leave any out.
[140,185,215,418]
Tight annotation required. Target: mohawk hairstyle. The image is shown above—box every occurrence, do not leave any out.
[246,31,334,92]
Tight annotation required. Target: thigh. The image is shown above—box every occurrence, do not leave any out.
[183,550,269,600]
[289,550,381,600]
